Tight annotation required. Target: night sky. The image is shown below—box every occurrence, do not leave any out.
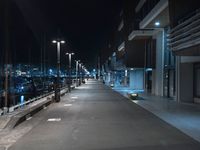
[10,0,122,69]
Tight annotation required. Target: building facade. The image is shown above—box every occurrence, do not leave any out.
[100,0,200,104]
[168,0,200,103]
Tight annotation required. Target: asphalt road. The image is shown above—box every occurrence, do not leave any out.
[9,79,200,150]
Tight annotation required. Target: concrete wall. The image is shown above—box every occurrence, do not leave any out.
[181,56,200,63]
[129,69,144,90]
[152,30,164,96]
[179,63,194,103]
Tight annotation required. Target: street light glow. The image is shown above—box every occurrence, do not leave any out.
[52,40,65,44]
[61,40,65,44]
[155,21,160,26]
[66,52,74,55]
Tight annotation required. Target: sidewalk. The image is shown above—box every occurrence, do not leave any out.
[113,87,200,143]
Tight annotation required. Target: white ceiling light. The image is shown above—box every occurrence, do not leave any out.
[155,21,160,26]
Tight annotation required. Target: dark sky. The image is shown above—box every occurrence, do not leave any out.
[12,0,122,69]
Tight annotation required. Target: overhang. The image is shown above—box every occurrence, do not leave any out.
[140,0,169,29]
[128,30,155,41]
[118,41,125,51]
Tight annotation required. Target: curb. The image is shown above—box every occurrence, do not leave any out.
[3,87,70,130]
[5,97,53,129]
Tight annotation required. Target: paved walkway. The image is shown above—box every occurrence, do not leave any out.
[6,80,200,150]
[7,80,200,150]
[113,86,200,143]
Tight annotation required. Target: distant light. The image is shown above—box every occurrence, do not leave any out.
[61,40,65,44]
[155,21,160,26]
[47,118,61,122]
[146,68,152,72]
[130,68,134,71]
[131,93,138,97]
[110,83,114,87]
[49,69,53,73]
[52,40,57,43]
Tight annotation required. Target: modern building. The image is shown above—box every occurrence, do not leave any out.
[100,0,200,104]
[133,0,174,97]
[168,0,200,103]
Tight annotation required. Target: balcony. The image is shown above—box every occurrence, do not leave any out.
[168,9,200,55]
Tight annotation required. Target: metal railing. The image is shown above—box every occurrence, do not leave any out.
[0,86,70,115]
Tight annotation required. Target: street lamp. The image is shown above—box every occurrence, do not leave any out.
[81,65,86,83]
[75,60,80,87]
[66,52,74,92]
[52,39,65,102]
[78,63,82,85]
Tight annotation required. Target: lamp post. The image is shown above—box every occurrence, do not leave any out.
[75,60,80,87]
[82,66,86,83]
[78,63,82,85]
[66,52,74,92]
[52,39,65,102]
[81,64,84,83]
